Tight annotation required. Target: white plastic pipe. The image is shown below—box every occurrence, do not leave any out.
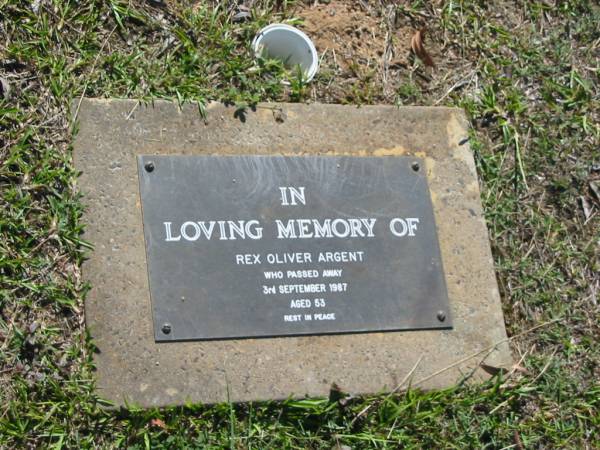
[252,24,319,82]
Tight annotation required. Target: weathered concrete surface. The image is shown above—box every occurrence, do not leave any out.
[73,99,512,407]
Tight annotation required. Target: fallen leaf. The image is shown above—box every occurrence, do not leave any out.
[480,363,507,376]
[149,418,167,429]
[580,195,592,220]
[411,28,435,67]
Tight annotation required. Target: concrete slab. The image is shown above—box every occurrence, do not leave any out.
[73,99,512,407]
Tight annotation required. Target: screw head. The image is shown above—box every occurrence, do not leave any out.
[436,311,446,322]
[411,161,420,172]
[144,161,155,172]
[161,323,172,334]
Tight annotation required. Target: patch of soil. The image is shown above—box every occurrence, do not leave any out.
[295,1,433,103]
[299,1,392,70]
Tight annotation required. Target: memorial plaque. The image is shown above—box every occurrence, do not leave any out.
[138,155,451,341]
[75,100,512,407]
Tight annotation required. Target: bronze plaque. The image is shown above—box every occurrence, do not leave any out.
[138,155,451,341]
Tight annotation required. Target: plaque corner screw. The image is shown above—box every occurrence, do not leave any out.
[411,161,420,172]
[436,311,446,322]
[161,323,172,334]
[144,161,155,173]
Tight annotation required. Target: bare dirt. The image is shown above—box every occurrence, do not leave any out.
[299,1,391,69]
[295,1,443,103]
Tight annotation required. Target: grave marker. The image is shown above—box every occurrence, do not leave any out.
[73,99,511,407]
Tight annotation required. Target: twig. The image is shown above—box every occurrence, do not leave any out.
[350,355,424,427]
[413,318,563,388]
[514,130,529,191]
[381,5,395,99]
[434,70,476,105]
[387,354,424,396]
[504,346,531,380]
[514,430,525,450]
[125,102,139,120]
[489,396,512,415]
[531,347,558,383]
[71,26,117,127]
[349,404,372,428]
[28,233,56,255]
[386,417,399,440]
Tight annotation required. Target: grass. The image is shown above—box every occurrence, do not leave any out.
[1,0,599,448]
